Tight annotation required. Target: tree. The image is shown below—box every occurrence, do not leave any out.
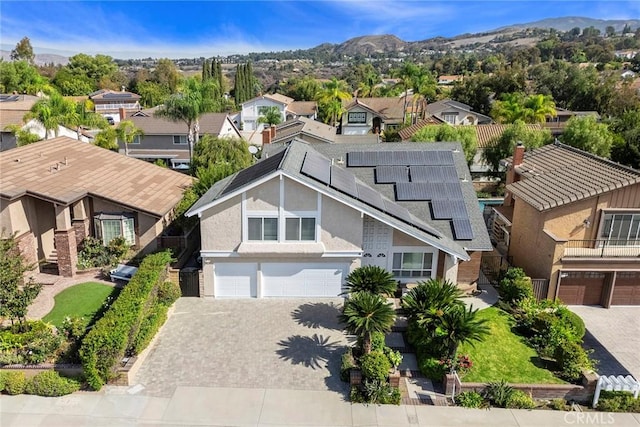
[24,91,77,139]
[136,81,170,108]
[316,77,351,126]
[153,58,180,93]
[3,124,41,146]
[339,292,396,354]
[392,62,420,123]
[0,232,42,330]
[401,279,463,324]
[257,106,283,127]
[491,93,556,124]
[0,60,53,95]
[154,77,222,164]
[450,73,493,116]
[93,127,118,151]
[10,37,35,63]
[523,94,557,123]
[610,110,640,169]
[191,135,253,176]
[116,120,144,156]
[561,115,615,157]
[483,121,553,173]
[343,266,397,297]
[410,124,477,165]
[61,54,118,92]
[439,305,489,361]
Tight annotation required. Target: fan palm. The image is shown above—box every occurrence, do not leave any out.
[316,77,351,126]
[401,278,464,323]
[439,305,489,361]
[343,265,397,297]
[339,292,396,354]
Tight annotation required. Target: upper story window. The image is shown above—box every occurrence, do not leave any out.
[348,112,367,124]
[173,135,188,145]
[600,212,640,244]
[248,217,278,241]
[285,217,316,241]
[94,213,135,246]
[392,252,434,278]
[442,113,458,124]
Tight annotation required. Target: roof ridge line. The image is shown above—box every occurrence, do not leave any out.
[551,140,640,176]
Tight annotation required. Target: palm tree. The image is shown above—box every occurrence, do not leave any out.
[339,292,396,354]
[316,77,351,127]
[155,77,221,165]
[68,99,108,140]
[343,265,397,296]
[439,305,489,362]
[523,94,557,123]
[257,106,283,127]
[116,120,144,156]
[392,62,420,124]
[491,92,527,124]
[24,92,76,139]
[401,279,464,323]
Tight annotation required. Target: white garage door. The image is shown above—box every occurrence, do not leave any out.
[214,263,257,298]
[262,263,348,297]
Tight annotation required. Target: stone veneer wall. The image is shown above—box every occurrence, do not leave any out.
[72,218,90,247]
[54,229,78,277]
[16,231,38,273]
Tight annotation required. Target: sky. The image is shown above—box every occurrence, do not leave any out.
[1,1,639,59]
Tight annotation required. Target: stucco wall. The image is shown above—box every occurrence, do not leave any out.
[245,177,279,211]
[320,195,363,251]
[392,230,426,246]
[509,199,550,279]
[200,195,242,251]
[284,179,317,212]
[120,134,188,152]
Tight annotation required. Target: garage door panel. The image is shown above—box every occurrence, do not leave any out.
[215,263,257,298]
[262,263,347,297]
[558,272,604,306]
[612,272,640,305]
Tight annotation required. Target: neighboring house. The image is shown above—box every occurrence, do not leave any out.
[425,99,493,125]
[543,108,600,136]
[263,117,336,145]
[89,89,141,123]
[0,137,193,277]
[240,94,317,131]
[123,112,242,170]
[437,75,463,85]
[0,94,39,151]
[397,116,446,141]
[186,139,492,298]
[491,142,640,307]
[340,97,407,135]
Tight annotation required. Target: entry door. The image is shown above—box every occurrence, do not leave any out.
[362,217,391,269]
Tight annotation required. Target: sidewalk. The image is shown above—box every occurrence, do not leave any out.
[2,385,639,427]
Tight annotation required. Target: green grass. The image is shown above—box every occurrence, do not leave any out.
[42,282,116,328]
[459,307,565,384]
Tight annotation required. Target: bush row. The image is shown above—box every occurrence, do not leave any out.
[79,251,174,390]
[457,380,536,409]
[0,370,80,396]
[596,391,640,412]
[0,321,62,365]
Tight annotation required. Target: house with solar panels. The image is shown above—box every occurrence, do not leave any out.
[185,139,492,298]
[89,89,141,123]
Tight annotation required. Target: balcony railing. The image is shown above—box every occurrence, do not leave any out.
[564,239,640,258]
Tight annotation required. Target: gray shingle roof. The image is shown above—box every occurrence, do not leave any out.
[507,142,640,211]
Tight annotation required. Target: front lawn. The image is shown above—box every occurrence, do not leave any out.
[459,307,565,384]
[42,282,118,328]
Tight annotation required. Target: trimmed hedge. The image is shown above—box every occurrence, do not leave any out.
[79,251,173,390]
[24,371,80,396]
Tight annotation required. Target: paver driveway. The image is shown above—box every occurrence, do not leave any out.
[133,298,352,397]
[569,306,640,380]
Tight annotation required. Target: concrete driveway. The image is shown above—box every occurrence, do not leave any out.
[133,298,352,397]
[569,306,640,380]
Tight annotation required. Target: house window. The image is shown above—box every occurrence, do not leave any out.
[94,213,135,246]
[392,252,433,278]
[285,217,316,241]
[442,113,458,124]
[600,212,640,244]
[248,217,278,241]
[130,135,141,144]
[348,112,367,124]
[173,135,188,145]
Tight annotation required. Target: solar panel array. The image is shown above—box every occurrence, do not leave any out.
[222,149,286,195]
[103,93,134,99]
[347,150,474,241]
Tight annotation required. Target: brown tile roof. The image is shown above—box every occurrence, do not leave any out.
[343,97,408,121]
[506,142,640,211]
[475,124,544,148]
[129,112,233,135]
[398,116,446,140]
[288,101,317,116]
[0,110,29,128]
[0,95,39,110]
[0,137,193,217]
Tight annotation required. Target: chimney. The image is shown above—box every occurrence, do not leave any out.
[119,107,126,122]
[504,142,525,206]
[270,124,277,139]
[262,127,272,145]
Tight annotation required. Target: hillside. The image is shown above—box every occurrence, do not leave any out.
[500,17,640,33]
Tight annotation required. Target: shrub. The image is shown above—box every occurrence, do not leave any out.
[60,316,89,342]
[551,398,568,411]
[506,389,536,409]
[79,251,172,390]
[4,371,26,395]
[484,380,514,408]
[554,341,594,382]
[562,310,586,340]
[0,371,5,391]
[157,281,181,306]
[130,304,168,355]
[360,351,391,382]
[359,331,386,354]
[24,371,80,396]
[596,391,640,413]
[0,321,63,365]
[340,348,356,382]
[499,268,533,307]
[77,236,129,269]
[377,382,401,405]
[419,356,447,380]
[456,391,485,408]
[384,347,403,370]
